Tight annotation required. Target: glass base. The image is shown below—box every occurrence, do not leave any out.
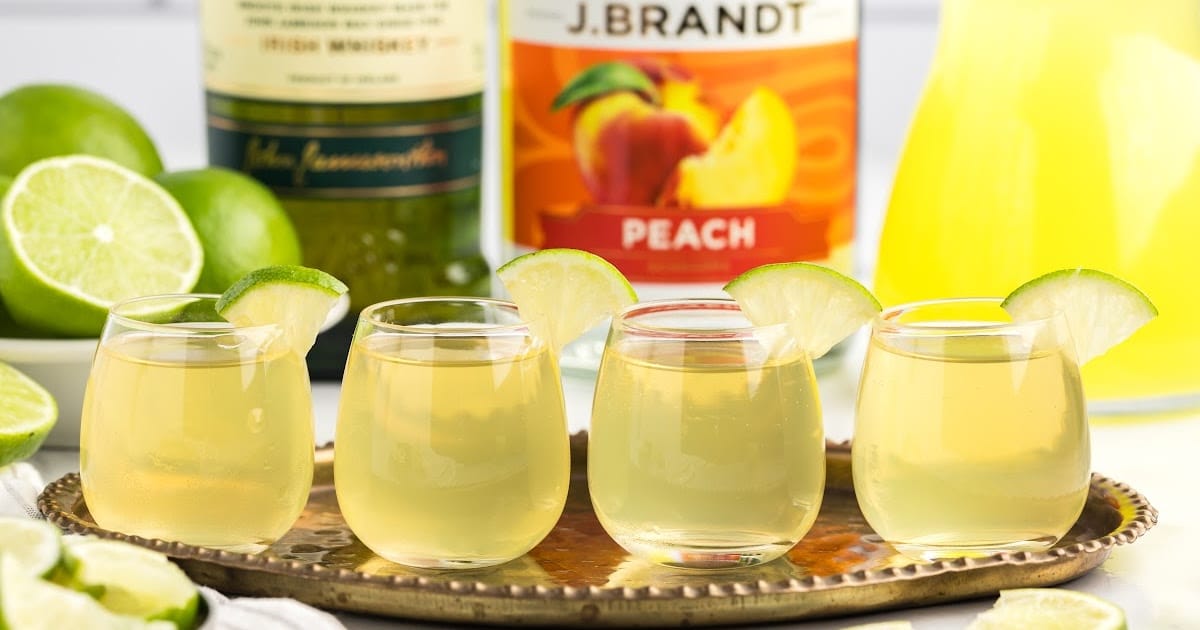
[887,535,1059,562]
[374,553,518,570]
[613,531,795,570]
[1087,391,1200,418]
[205,542,271,554]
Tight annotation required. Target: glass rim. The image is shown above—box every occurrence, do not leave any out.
[614,298,788,340]
[107,293,283,336]
[358,296,532,336]
[875,297,1063,335]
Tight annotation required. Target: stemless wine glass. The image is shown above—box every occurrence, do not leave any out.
[334,298,570,569]
[589,299,825,569]
[853,299,1090,560]
[81,294,315,550]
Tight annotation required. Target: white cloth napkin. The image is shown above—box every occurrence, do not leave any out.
[0,464,346,630]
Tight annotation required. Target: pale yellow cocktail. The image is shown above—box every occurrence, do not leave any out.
[334,298,569,569]
[853,299,1090,559]
[81,296,314,549]
[589,299,825,568]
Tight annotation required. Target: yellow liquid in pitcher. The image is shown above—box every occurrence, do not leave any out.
[589,342,825,568]
[81,334,314,549]
[875,0,1200,405]
[335,336,569,568]
[853,335,1091,559]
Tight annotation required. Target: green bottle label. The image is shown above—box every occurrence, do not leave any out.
[207,101,482,199]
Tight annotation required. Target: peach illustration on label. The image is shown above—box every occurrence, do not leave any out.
[553,60,797,210]
[659,87,797,208]
[515,38,857,283]
[553,60,719,206]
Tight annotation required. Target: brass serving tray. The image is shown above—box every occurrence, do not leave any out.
[40,435,1156,627]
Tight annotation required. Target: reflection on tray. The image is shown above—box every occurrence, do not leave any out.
[40,438,1157,628]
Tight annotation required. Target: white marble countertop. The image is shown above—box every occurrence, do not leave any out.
[29,340,1200,629]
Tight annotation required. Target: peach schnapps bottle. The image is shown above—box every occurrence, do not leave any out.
[501,1,861,369]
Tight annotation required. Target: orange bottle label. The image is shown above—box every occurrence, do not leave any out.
[505,1,859,284]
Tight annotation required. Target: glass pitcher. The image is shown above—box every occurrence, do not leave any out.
[874,0,1200,412]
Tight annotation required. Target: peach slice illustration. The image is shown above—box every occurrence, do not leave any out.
[659,87,798,209]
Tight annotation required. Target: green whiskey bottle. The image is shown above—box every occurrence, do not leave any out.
[200,1,490,379]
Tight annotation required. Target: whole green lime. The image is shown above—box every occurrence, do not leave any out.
[157,168,303,293]
[0,85,163,177]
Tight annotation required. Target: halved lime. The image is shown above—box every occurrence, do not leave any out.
[216,265,348,356]
[497,249,638,352]
[1002,269,1156,364]
[62,539,199,629]
[724,262,881,359]
[0,155,203,336]
[0,363,57,468]
[0,556,174,630]
[967,589,1127,630]
[0,518,62,578]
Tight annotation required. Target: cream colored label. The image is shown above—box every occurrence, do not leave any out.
[509,0,858,51]
[201,0,485,103]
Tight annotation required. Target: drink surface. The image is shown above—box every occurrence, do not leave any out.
[81,332,315,549]
[875,0,1200,405]
[589,339,824,567]
[853,333,1090,558]
[201,2,490,378]
[503,0,859,297]
[335,335,569,568]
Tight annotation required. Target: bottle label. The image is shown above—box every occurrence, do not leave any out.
[206,116,482,199]
[506,0,858,284]
[202,1,484,198]
[201,1,484,103]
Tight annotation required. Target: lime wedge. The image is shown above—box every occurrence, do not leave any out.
[0,518,62,578]
[0,155,203,336]
[0,556,174,630]
[1002,269,1156,364]
[497,249,637,352]
[62,539,199,629]
[216,265,348,356]
[0,363,57,468]
[724,262,881,359]
[967,589,1127,630]
[841,623,913,630]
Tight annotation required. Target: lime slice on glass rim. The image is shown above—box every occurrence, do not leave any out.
[0,363,57,469]
[0,555,173,630]
[498,248,638,352]
[61,538,200,629]
[724,262,881,359]
[215,265,349,356]
[0,518,62,579]
[0,155,203,336]
[1002,268,1157,364]
[967,588,1127,630]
